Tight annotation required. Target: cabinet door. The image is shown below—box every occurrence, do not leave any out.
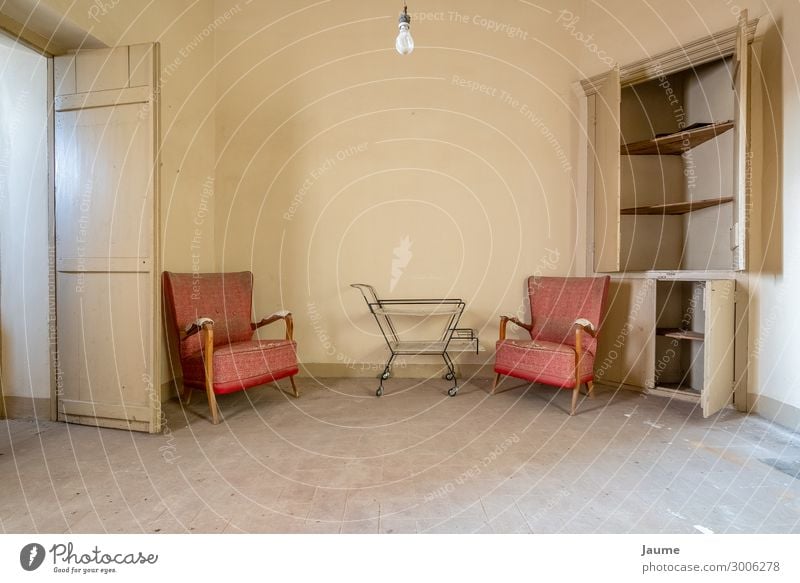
[592,67,621,272]
[594,277,656,388]
[702,280,735,417]
[732,11,749,271]
[54,44,161,433]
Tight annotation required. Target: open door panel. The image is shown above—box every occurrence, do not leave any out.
[54,44,160,433]
[592,67,621,272]
[732,10,749,271]
[702,280,735,417]
[595,278,656,389]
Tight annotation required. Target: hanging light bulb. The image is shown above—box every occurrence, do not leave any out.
[395,3,414,55]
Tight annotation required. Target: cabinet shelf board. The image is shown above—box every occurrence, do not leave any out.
[621,120,734,155]
[655,382,701,394]
[621,196,734,215]
[656,328,705,341]
[648,384,702,402]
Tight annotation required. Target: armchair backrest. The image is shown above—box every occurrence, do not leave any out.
[163,271,255,359]
[528,276,610,354]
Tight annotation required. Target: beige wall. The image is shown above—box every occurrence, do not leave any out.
[748,0,800,418]
[213,0,583,369]
[0,34,49,408]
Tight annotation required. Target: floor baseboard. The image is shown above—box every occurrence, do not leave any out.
[297,362,496,379]
[2,396,50,420]
[748,392,800,432]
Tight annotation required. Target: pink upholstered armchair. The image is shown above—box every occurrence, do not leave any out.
[492,276,610,415]
[163,271,299,424]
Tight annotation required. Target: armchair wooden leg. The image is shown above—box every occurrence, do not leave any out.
[202,327,219,424]
[489,372,520,395]
[205,380,219,425]
[490,372,502,395]
[181,384,193,406]
[572,329,583,416]
[289,375,299,398]
[571,382,581,416]
[587,381,595,399]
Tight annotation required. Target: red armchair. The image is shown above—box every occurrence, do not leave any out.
[492,276,610,415]
[163,271,299,424]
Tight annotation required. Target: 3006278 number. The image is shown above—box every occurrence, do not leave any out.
[729,561,780,572]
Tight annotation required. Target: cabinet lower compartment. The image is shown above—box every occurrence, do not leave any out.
[596,277,735,416]
[652,280,705,400]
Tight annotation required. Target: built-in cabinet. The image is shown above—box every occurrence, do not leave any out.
[583,13,755,417]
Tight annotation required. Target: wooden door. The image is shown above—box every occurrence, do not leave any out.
[702,280,735,417]
[594,277,656,389]
[592,67,621,272]
[732,11,749,271]
[54,44,160,432]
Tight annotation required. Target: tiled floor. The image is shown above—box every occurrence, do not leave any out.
[2,377,800,533]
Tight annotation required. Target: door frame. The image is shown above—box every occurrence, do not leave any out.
[47,53,57,421]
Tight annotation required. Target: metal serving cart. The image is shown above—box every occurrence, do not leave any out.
[351,284,479,397]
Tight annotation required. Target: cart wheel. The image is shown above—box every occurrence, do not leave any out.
[448,386,458,397]
[444,372,455,381]
[381,371,391,381]
[376,387,383,397]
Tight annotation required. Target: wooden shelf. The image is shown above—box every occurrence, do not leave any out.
[655,382,701,394]
[657,328,705,341]
[621,120,734,155]
[621,196,733,215]
[649,384,701,401]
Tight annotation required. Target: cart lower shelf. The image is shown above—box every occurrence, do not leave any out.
[388,338,479,354]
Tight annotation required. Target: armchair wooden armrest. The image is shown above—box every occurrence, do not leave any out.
[498,315,532,340]
[253,310,294,340]
[182,317,215,340]
[573,318,597,360]
[573,317,597,338]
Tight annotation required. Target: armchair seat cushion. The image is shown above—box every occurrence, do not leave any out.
[494,339,595,388]
[183,339,299,394]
